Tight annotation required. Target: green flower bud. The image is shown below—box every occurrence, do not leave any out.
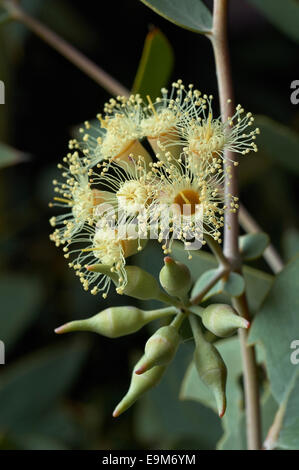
[88,264,173,302]
[159,257,192,299]
[135,325,181,374]
[190,315,227,417]
[113,357,166,417]
[54,306,177,338]
[202,303,250,338]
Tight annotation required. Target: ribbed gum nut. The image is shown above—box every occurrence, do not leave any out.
[112,358,166,417]
[194,342,227,418]
[122,265,164,300]
[135,325,180,374]
[202,304,250,338]
[55,306,147,338]
[159,257,192,298]
[112,140,152,172]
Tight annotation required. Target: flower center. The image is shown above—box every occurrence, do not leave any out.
[92,228,122,265]
[116,180,151,215]
[173,189,200,215]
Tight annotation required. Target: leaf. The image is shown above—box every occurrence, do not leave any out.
[282,228,299,261]
[172,242,273,314]
[0,340,89,433]
[180,336,273,450]
[239,232,270,261]
[0,274,44,351]
[249,256,299,403]
[190,269,223,301]
[132,28,174,100]
[247,0,299,44]
[191,270,245,301]
[277,370,299,449]
[218,388,278,450]
[255,115,299,174]
[139,0,212,34]
[223,272,245,297]
[135,342,222,449]
[0,142,27,169]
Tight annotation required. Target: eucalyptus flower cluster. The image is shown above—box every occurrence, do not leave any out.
[50,80,258,418]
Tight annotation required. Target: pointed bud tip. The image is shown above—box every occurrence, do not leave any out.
[245,320,250,329]
[87,264,95,271]
[54,324,68,334]
[135,364,148,375]
[112,409,119,418]
[164,256,174,264]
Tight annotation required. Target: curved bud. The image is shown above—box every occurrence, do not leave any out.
[159,257,192,298]
[135,325,180,374]
[113,357,166,417]
[88,264,173,302]
[190,315,227,417]
[120,266,172,302]
[194,342,227,418]
[55,306,178,339]
[202,303,250,338]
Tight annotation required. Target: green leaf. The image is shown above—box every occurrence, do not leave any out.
[139,0,212,34]
[277,370,299,449]
[255,115,299,174]
[0,275,43,351]
[223,272,245,297]
[191,270,245,301]
[249,257,299,449]
[249,256,299,403]
[132,28,174,100]
[135,342,222,449]
[247,0,299,44]
[0,142,27,169]
[282,228,299,261]
[172,242,273,313]
[180,336,274,450]
[190,269,223,301]
[239,232,270,261]
[0,340,89,433]
[218,388,278,450]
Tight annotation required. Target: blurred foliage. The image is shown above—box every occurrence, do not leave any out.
[0,0,299,450]
[132,27,174,100]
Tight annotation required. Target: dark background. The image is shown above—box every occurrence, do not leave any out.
[0,0,298,450]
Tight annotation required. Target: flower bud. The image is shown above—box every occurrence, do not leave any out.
[135,325,181,374]
[55,306,177,338]
[193,341,227,418]
[190,315,227,417]
[88,264,173,302]
[113,357,166,417]
[202,303,250,338]
[159,257,192,299]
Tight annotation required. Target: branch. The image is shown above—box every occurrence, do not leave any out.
[3,0,129,97]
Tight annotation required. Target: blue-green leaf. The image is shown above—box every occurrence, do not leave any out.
[239,232,270,261]
[140,0,212,34]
